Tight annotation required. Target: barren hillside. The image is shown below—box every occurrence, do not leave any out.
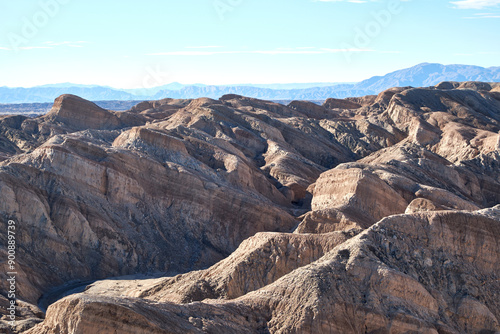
[1,82,499,333]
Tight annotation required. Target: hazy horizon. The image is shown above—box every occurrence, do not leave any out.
[2,62,498,90]
[1,81,352,89]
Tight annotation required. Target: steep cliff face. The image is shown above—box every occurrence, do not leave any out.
[26,207,500,334]
[1,82,500,333]
[0,119,298,305]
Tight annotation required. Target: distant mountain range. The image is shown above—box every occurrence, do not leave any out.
[1,63,499,103]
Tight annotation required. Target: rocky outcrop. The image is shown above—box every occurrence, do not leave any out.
[296,82,500,234]
[43,94,145,131]
[0,127,297,306]
[345,95,377,107]
[287,100,337,119]
[78,229,360,304]
[128,98,192,119]
[247,208,500,333]
[323,97,362,110]
[312,168,408,219]
[27,207,500,334]
[1,82,500,333]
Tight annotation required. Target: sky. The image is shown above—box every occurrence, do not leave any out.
[0,0,499,88]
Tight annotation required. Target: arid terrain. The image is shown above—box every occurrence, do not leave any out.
[0,81,499,333]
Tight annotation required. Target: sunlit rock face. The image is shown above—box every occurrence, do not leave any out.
[1,82,499,333]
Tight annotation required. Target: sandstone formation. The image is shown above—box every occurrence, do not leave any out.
[323,97,362,110]
[26,207,500,334]
[1,82,499,333]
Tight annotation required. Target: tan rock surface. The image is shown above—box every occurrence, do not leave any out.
[311,168,408,219]
[287,100,337,119]
[82,229,360,304]
[26,207,500,334]
[43,94,146,131]
[1,82,500,333]
[323,97,362,110]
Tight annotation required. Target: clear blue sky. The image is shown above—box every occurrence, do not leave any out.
[0,0,499,88]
